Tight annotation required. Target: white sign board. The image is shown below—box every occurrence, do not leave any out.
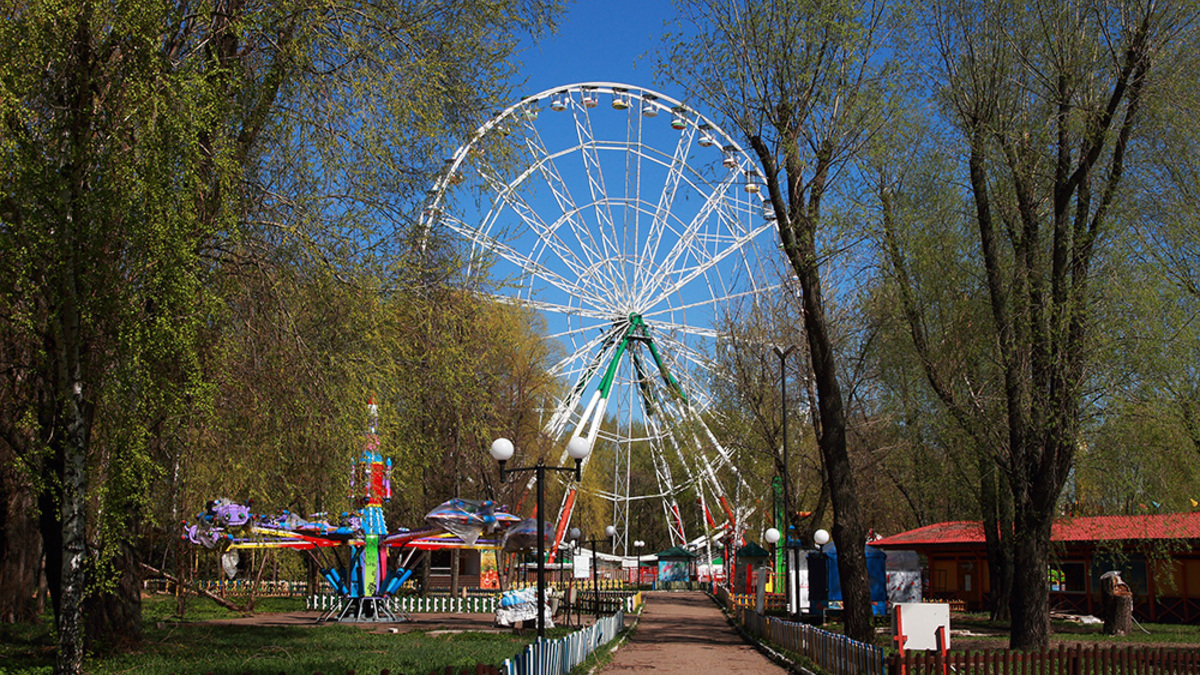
[892,603,950,651]
[573,554,591,579]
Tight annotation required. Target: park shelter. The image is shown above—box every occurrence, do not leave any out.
[806,543,888,616]
[656,545,697,585]
[871,512,1200,622]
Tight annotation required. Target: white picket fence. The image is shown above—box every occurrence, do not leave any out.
[501,609,626,675]
[305,594,498,614]
[306,591,642,615]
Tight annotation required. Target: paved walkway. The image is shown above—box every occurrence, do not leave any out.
[599,591,787,673]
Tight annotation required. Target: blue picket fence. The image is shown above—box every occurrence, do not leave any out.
[737,608,886,675]
[716,584,885,675]
[501,609,626,675]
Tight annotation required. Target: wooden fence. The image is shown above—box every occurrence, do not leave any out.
[717,582,1200,675]
[889,644,1200,675]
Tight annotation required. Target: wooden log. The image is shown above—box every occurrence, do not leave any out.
[138,562,247,613]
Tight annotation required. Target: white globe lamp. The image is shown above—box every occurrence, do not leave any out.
[566,436,591,460]
[489,437,514,462]
[489,437,514,481]
[814,529,831,547]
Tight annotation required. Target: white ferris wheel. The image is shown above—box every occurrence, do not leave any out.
[421,82,777,555]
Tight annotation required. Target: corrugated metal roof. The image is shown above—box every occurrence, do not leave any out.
[872,512,1200,548]
[872,521,984,547]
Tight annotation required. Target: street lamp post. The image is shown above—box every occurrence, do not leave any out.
[633,539,645,587]
[569,525,615,621]
[765,526,781,604]
[490,436,591,640]
[773,344,797,616]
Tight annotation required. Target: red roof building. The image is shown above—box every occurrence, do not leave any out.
[872,513,1200,623]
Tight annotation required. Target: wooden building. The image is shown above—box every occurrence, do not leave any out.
[871,513,1200,623]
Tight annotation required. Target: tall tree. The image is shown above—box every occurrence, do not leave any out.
[868,121,1016,619]
[1,5,230,667]
[707,272,830,545]
[912,0,1198,648]
[0,0,559,670]
[662,0,899,642]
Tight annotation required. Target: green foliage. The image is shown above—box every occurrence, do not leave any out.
[1,0,565,667]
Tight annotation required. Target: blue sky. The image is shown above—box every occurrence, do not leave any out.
[514,0,684,101]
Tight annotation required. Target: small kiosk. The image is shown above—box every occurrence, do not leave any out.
[735,541,771,595]
[655,545,697,585]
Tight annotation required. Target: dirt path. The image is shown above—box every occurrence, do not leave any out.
[600,591,786,674]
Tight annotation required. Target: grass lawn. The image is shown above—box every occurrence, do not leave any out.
[948,612,1200,649]
[0,595,566,675]
[760,611,1200,652]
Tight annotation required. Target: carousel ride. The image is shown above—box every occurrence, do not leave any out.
[183,401,523,622]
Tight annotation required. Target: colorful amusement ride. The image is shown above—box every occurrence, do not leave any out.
[183,401,521,622]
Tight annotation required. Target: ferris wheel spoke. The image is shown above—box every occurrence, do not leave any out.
[627,115,645,303]
[636,182,752,309]
[637,128,696,296]
[473,166,600,289]
[645,331,718,394]
[572,105,629,296]
[486,294,613,324]
[544,318,619,343]
[640,285,778,330]
[640,171,740,299]
[640,321,722,340]
[545,324,626,380]
[640,219,776,311]
[449,221,610,309]
[544,328,624,439]
[520,126,611,280]
[665,394,751,497]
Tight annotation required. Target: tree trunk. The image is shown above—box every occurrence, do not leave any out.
[306,553,318,599]
[38,476,63,622]
[1103,594,1133,635]
[832,512,872,639]
[790,214,872,644]
[84,537,142,652]
[0,465,43,624]
[980,456,1012,621]
[56,394,90,675]
[1008,508,1052,649]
